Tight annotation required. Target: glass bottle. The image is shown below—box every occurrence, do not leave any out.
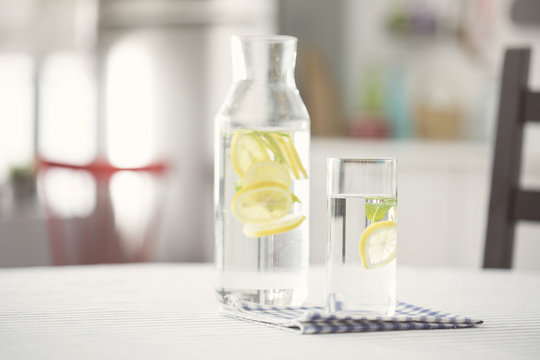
[214,35,310,306]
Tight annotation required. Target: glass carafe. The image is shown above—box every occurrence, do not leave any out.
[214,35,310,306]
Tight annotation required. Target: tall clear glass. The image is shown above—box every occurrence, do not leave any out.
[326,158,397,315]
[214,35,310,306]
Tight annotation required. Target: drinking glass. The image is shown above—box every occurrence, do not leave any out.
[326,158,397,315]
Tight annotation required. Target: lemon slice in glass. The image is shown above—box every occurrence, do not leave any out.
[244,161,291,187]
[231,130,270,178]
[243,214,305,238]
[359,220,397,269]
[231,181,293,224]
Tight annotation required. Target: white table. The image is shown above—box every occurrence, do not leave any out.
[1,264,539,360]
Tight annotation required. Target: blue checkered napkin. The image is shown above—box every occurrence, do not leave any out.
[222,297,483,334]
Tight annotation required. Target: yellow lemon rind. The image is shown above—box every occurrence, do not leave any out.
[285,135,308,179]
[271,133,300,179]
[243,214,306,238]
[359,220,397,270]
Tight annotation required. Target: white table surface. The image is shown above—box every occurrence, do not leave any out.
[1,264,539,360]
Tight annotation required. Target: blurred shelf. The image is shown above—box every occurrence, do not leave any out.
[311,137,492,171]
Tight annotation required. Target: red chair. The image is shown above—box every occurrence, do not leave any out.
[38,157,169,265]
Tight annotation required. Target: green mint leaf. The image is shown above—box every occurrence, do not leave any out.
[365,197,397,222]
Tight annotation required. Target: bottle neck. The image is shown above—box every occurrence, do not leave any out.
[231,36,297,86]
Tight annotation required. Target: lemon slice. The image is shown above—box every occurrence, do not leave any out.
[284,135,308,179]
[267,133,307,180]
[359,220,397,269]
[231,181,293,224]
[271,134,300,179]
[243,214,305,238]
[231,130,270,178]
[244,161,291,187]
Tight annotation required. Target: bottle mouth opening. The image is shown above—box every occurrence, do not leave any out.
[232,35,297,44]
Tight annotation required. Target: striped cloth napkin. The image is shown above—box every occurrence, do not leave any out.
[222,297,483,334]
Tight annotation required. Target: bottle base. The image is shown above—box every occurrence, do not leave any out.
[217,287,307,307]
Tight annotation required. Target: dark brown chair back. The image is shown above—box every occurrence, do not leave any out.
[484,48,540,269]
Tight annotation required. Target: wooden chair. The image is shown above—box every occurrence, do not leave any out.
[484,48,540,269]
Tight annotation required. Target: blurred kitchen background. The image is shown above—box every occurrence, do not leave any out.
[0,0,539,268]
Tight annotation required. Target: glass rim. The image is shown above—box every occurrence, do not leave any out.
[231,35,297,44]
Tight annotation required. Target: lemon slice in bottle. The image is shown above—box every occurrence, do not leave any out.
[359,220,397,269]
[243,214,305,238]
[231,130,271,178]
[244,161,291,187]
[270,133,300,179]
[284,135,308,179]
[231,181,293,224]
